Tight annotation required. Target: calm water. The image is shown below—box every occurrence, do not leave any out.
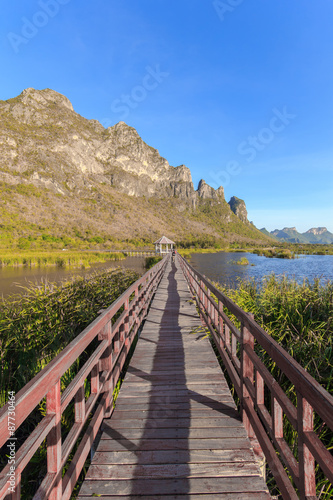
[188,252,333,288]
[1,253,332,298]
[0,257,147,299]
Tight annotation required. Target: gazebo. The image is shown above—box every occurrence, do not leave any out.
[154,236,175,254]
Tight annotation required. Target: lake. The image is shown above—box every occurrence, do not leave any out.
[1,252,332,299]
[188,252,333,287]
[0,257,147,299]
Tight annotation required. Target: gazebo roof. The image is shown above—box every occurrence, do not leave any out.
[154,236,175,245]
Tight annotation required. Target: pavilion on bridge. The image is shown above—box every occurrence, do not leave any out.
[154,236,175,254]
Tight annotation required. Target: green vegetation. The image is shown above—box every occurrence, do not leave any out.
[0,268,139,404]
[0,268,140,497]
[287,243,333,256]
[0,250,125,268]
[232,257,249,265]
[252,244,333,259]
[145,255,162,269]
[214,275,333,498]
[253,248,295,259]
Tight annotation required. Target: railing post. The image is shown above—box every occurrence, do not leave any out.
[241,314,254,439]
[75,385,85,423]
[99,321,112,372]
[47,380,62,500]
[124,298,130,345]
[199,280,204,308]
[255,370,264,407]
[225,323,230,352]
[134,286,139,328]
[218,301,224,347]
[298,393,316,499]
[272,397,283,440]
[207,289,211,325]
[91,364,99,394]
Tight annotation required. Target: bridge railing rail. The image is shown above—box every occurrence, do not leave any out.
[0,255,168,500]
[179,254,333,500]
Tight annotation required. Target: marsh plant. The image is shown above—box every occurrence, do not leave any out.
[0,250,126,268]
[0,267,139,405]
[214,274,333,498]
[0,267,140,497]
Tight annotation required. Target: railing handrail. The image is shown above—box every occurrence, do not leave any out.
[181,256,333,426]
[178,254,333,500]
[0,255,168,499]
[0,259,165,437]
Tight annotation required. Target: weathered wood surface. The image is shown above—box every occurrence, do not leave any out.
[78,258,270,498]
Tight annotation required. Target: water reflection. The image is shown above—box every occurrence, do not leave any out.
[188,252,333,288]
[0,257,146,299]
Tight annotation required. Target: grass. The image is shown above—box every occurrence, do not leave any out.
[0,267,140,498]
[0,250,126,268]
[253,248,295,259]
[0,267,139,404]
[213,274,333,499]
[144,255,162,269]
[230,256,249,265]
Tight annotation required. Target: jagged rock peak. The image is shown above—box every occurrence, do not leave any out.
[197,179,224,200]
[228,196,248,224]
[18,87,74,112]
[306,227,328,235]
[173,164,193,183]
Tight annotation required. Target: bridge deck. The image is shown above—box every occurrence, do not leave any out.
[78,259,270,499]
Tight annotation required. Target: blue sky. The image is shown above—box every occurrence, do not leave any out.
[1,0,332,233]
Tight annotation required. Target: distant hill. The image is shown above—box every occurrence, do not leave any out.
[260,227,333,244]
[0,88,272,249]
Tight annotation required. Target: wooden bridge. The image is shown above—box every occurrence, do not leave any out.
[0,254,332,499]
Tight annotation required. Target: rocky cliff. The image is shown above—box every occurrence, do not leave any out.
[0,88,224,206]
[228,196,249,224]
[0,88,270,248]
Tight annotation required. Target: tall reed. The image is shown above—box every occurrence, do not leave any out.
[0,268,140,497]
[0,251,126,268]
[214,274,333,498]
[0,267,139,405]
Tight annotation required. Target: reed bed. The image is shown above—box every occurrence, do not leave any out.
[0,268,139,497]
[0,250,126,268]
[0,267,139,405]
[214,274,333,498]
[145,255,162,269]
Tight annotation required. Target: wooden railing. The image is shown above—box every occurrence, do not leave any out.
[179,254,333,500]
[0,256,168,500]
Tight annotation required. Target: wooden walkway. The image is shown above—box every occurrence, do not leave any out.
[78,258,270,499]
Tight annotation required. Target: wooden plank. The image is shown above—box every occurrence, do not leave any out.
[78,494,270,500]
[114,394,236,405]
[86,462,264,480]
[114,400,237,410]
[96,437,254,452]
[78,476,269,496]
[108,408,241,419]
[100,427,248,440]
[91,448,257,465]
[103,417,244,429]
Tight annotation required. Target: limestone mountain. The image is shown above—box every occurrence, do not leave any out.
[228,196,249,224]
[0,87,271,248]
[261,227,333,244]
